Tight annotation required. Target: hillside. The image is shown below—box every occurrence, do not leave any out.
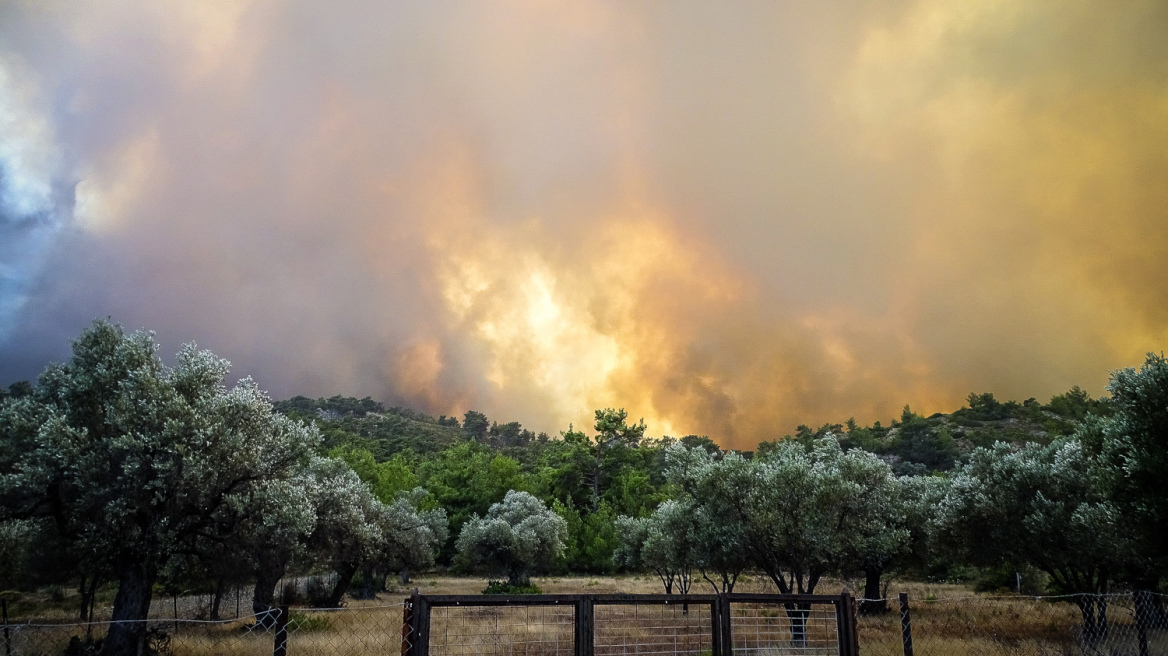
[276,386,1111,476]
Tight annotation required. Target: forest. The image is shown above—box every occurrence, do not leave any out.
[1,320,1165,654]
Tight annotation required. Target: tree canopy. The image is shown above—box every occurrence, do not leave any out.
[455,490,568,586]
[0,321,320,654]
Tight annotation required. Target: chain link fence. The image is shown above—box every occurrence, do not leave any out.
[0,603,409,656]
[857,592,1168,656]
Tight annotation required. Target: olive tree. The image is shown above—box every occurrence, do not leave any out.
[0,321,319,655]
[1078,353,1168,583]
[614,500,699,594]
[692,500,750,593]
[329,485,448,603]
[375,488,448,586]
[236,455,437,613]
[298,457,387,608]
[934,439,1127,644]
[1076,353,1168,634]
[456,490,567,586]
[667,439,904,643]
[668,439,903,595]
[241,470,318,619]
[838,468,911,614]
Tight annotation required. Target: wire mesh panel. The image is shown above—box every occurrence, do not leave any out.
[594,600,715,656]
[427,604,576,656]
[408,593,855,656]
[727,600,841,656]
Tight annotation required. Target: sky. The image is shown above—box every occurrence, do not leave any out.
[1,0,1166,448]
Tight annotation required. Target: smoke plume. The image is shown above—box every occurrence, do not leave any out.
[1,0,1165,448]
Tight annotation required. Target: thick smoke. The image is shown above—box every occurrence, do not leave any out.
[0,56,73,346]
[1,0,1165,448]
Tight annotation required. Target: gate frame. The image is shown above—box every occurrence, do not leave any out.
[406,590,858,656]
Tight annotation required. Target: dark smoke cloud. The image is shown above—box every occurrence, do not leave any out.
[1,0,1166,448]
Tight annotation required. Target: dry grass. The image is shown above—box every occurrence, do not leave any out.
[857,593,1168,656]
[6,577,1164,656]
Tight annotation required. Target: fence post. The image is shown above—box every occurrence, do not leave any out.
[402,594,414,656]
[898,593,913,656]
[415,591,431,656]
[575,596,594,656]
[851,592,862,656]
[2,597,10,656]
[710,598,722,656]
[837,591,859,656]
[1135,590,1151,656]
[720,594,734,656]
[272,605,289,656]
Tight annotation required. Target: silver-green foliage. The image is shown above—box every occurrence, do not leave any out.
[666,438,905,595]
[1077,352,1168,574]
[456,490,567,585]
[933,437,1125,643]
[227,452,446,612]
[614,499,699,593]
[381,487,448,572]
[934,438,1126,594]
[0,321,319,653]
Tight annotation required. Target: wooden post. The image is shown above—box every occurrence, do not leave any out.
[710,599,722,656]
[834,593,847,655]
[898,593,913,656]
[1135,590,1151,656]
[272,605,289,656]
[3,598,11,656]
[720,594,734,656]
[851,592,861,656]
[836,591,859,656]
[415,592,431,656]
[575,597,594,656]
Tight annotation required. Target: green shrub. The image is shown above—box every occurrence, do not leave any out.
[971,564,1046,595]
[288,612,332,632]
[482,580,542,595]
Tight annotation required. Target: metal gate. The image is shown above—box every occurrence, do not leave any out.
[404,591,858,656]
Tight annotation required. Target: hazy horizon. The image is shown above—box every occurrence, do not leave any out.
[2,1,1166,448]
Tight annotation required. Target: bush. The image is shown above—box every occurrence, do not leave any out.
[288,612,332,632]
[456,491,567,586]
[971,564,1047,595]
[482,580,542,595]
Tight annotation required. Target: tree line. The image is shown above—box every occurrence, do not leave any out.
[1,320,1165,653]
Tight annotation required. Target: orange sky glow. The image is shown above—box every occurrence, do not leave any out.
[1,1,1166,448]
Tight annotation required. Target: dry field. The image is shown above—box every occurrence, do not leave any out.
[3,577,1164,656]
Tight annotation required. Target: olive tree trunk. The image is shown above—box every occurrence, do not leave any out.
[102,562,156,656]
[326,563,359,607]
[859,566,889,615]
[252,555,287,628]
